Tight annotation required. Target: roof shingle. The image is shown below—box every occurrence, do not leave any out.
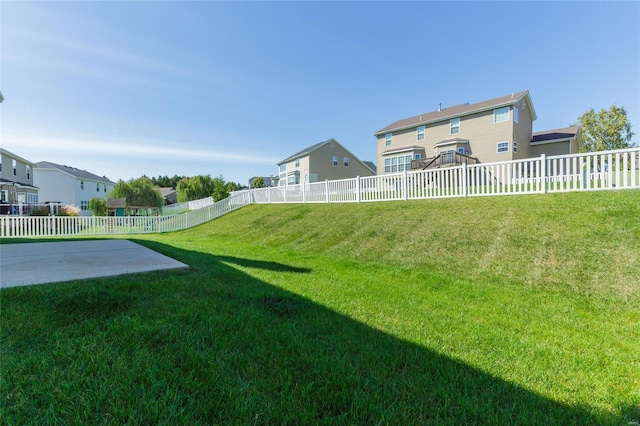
[375,91,531,135]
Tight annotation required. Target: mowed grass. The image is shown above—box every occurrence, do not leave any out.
[2,190,639,424]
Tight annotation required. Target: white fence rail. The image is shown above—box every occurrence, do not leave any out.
[2,148,639,238]
[0,192,253,238]
[251,148,640,203]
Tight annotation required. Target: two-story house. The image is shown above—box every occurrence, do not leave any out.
[277,138,375,186]
[374,91,574,174]
[34,161,116,216]
[0,148,39,211]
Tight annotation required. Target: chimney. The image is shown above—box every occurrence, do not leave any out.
[438,103,442,112]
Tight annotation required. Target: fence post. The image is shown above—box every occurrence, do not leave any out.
[461,163,468,196]
[403,169,408,201]
[540,154,547,194]
[325,180,329,203]
[356,176,361,203]
[302,183,306,204]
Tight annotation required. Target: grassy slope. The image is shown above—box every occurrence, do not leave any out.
[2,190,639,424]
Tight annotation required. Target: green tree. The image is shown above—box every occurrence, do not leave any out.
[213,176,230,202]
[251,177,265,188]
[577,105,635,152]
[110,177,163,208]
[87,197,107,216]
[177,175,215,202]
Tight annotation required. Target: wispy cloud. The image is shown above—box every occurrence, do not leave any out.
[4,26,195,80]
[3,133,278,166]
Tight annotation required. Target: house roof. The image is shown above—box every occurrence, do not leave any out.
[382,145,426,156]
[363,161,377,173]
[375,91,536,135]
[159,187,177,197]
[433,138,470,148]
[277,139,331,165]
[532,126,579,143]
[35,161,115,184]
[0,177,39,189]
[0,148,36,166]
[278,138,376,175]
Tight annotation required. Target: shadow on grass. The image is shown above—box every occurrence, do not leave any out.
[1,238,619,424]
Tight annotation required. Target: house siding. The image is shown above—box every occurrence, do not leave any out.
[34,168,115,216]
[0,149,38,204]
[279,139,375,185]
[378,108,517,171]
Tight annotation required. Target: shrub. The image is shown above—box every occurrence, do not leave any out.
[57,205,81,217]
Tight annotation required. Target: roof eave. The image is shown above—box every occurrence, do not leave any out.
[375,91,535,136]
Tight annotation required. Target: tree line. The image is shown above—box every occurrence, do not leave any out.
[88,175,247,215]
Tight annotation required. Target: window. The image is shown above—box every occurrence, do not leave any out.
[384,155,412,173]
[416,125,425,141]
[13,159,17,176]
[104,185,107,193]
[295,158,300,167]
[1,190,7,202]
[494,107,510,123]
[0,154,2,172]
[514,106,519,123]
[81,200,88,211]
[26,165,31,180]
[450,118,460,135]
[80,180,84,190]
[385,133,392,146]
[279,164,286,172]
[414,154,421,160]
[332,156,338,166]
[497,141,509,153]
[343,157,349,167]
[442,150,455,164]
[18,192,26,203]
[457,147,465,155]
[27,193,38,203]
[513,141,518,153]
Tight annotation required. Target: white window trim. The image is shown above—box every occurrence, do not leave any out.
[385,133,392,146]
[416,125,425,141]
[514,106,519,123]
[450,118,460,135]
[496,141,510,153]
[332,156,338,166]
[513,141,518,153]
[343,157,349,167]
[494,107,510,124]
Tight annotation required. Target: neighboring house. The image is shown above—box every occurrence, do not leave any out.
[0,148,39,209]
[531,126,582,157]
[159,187,178,205]
[34,161,115,216]
[277,138,376,186]
[374,90,582,174]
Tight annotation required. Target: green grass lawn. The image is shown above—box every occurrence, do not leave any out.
[2,191,639,424]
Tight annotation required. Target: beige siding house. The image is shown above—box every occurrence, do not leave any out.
[0,148,39,210]
[374,91,579,174]
[277,138,375,186]
[531,126,582,157]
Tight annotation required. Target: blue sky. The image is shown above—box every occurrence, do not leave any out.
[1,1,638,186]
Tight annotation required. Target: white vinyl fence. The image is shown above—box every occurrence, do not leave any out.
[251,148,640,204]
[0,192,253,238]
[2,148,639,238]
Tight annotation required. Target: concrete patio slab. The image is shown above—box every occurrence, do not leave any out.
[0,240,189,288]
